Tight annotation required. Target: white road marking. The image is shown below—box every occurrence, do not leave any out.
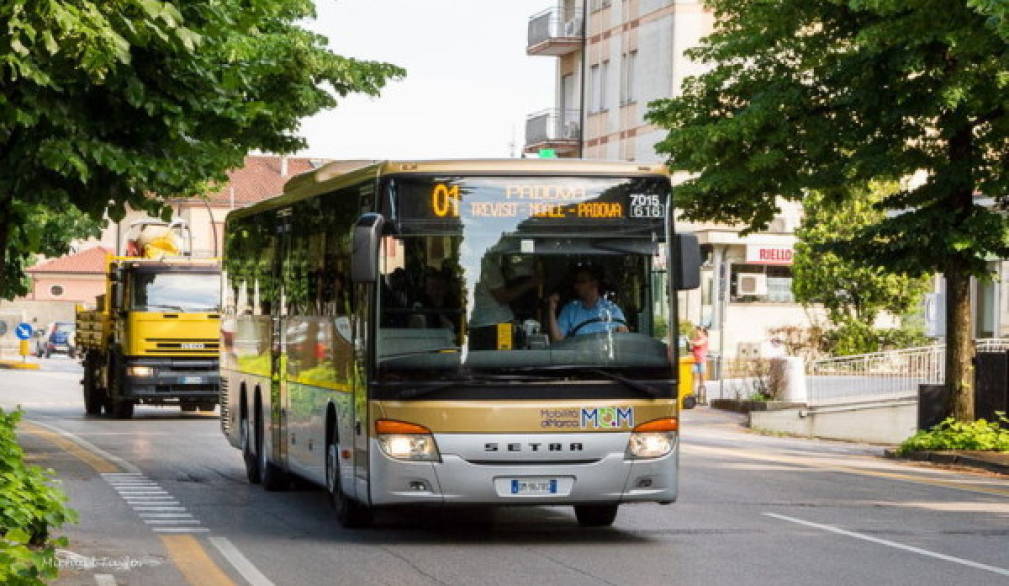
[30,421,141,473]
[764,513,1009,578]
[132,507,187,512]
[151,527,210,533]
[209,537,276,586]
[36,421,269,585]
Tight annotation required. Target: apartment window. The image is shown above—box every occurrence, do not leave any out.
[600,60,609,111]
[590,64,601,112]
[729,265,795,304]
[621,51,637,105]
[50,285,64,297]
[590,0,612,11]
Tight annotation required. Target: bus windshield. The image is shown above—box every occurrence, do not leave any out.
[132,272,221,313]
[377,175,673,384]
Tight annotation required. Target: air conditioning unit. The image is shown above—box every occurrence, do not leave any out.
[736,273,768,296]
[564,17,583,36]
[563,121,580,139]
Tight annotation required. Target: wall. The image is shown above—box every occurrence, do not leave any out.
[749,401,918,445]
[29,274,104,304]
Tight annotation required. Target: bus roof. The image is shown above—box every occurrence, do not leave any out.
[228,159,670,224]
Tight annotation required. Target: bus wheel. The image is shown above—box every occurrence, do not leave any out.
[240,415,260,484]
[574,504,619,527]
[256,407,288,492]
[326,440,371,528]
[682,395,697,410]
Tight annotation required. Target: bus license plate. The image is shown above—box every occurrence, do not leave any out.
[181,376,205,384]
[181,343,205,350]
[510,479,558,495]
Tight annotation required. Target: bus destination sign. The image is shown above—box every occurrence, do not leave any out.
[429,183,664,221]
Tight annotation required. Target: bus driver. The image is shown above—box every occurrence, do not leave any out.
[547,267,628,342]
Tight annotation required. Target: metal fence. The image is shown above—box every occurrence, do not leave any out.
[527,5,583,48]
[806,338,1009,406]
[525,109,581,145]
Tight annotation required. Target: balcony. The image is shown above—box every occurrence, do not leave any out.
[527,5,583,56]
[524,109,581,157]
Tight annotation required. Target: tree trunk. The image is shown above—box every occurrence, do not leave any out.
[945,266,973,422]
[0,197,10,298]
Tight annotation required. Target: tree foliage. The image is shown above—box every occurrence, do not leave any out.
[793,182,930,326]
[647,0,1009,420]
[0,0,404,298]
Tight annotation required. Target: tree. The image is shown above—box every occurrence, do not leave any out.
[793,182,930,352]
[647,0,1009,421]
[0,0,404,298]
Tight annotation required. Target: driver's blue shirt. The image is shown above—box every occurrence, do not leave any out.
[557,298,625,337]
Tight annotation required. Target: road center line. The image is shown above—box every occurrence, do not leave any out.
[94,574,116,586]
[209,537,276,586]
[764,513,1009,578]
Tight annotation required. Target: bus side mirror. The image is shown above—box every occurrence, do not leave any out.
[674,233,701,290]
[351,213,386,283]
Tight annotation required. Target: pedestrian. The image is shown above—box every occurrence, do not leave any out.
[690,326,709,404]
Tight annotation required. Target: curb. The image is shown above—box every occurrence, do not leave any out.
[885,449,1009,476]
[0,360,40,370]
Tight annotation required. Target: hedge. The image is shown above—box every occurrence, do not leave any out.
[0,409,76,584]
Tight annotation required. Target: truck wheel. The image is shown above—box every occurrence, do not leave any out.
[574,504,619,527]
[256,406,287,492]
[82,354,102,416]
[327,438,371,528]
[112,400,134,419]
[241,415,260,484]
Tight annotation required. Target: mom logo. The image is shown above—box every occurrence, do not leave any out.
[580,407,634,429]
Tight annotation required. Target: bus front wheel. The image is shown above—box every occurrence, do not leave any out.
[574,504,619,527]
[326,440,371,528]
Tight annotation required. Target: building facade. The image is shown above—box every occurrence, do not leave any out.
[525,1,822,359]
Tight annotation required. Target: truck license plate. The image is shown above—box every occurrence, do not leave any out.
[181,376,205,384]
[510,479,558,495]
[181,343,205,350]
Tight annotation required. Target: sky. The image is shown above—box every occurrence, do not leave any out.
[297,0,556,160]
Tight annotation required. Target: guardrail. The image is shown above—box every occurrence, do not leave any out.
[525,108,581,145]
[806,338,1009,406]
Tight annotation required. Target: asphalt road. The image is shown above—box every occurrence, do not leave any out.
[3,358,1009,586]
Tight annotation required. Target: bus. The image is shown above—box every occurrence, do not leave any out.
[219,159,700,527]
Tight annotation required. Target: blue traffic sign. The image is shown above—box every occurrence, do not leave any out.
[14,323,32,340]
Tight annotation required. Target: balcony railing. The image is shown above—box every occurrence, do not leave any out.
[527,5,583,56]
[525,109,581,155]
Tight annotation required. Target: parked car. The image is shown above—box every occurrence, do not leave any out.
[34,322,76,358]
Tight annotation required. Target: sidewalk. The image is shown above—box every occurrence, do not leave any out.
[885,449,1009,476]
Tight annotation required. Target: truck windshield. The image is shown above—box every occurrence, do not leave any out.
[376,175,674,386]
[132,272,220,312]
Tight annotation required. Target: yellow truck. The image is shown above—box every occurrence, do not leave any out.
[77,221,221,418]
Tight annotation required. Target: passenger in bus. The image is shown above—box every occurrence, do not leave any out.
[469,254,542,349]
[411,268,459,331]
[547,266,628,342]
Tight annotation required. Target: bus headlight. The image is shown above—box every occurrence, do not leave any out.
[627,418,678,459]
[376,420,440,462]
[127,366,155,377]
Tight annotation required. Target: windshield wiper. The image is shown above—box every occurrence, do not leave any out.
[509,366,664,399]
[379,346,462,360]
[383,373,553,400]
[145,304,187,312]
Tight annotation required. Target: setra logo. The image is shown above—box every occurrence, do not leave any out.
[580,407,634,429]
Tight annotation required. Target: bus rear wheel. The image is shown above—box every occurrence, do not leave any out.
[256,406,288,492]
[326,440,371,528]
[574,504,619,527]
[240,415,260,484]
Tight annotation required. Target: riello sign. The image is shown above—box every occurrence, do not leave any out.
[745,246,794,265]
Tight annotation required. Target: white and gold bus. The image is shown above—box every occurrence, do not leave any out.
[220,159,700,527]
